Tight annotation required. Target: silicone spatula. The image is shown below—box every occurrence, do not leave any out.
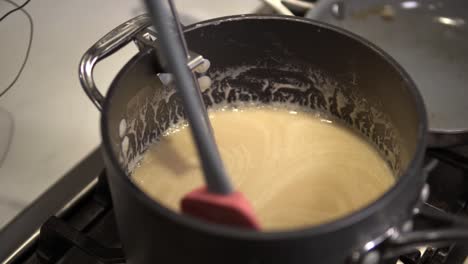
[144,0,260,230]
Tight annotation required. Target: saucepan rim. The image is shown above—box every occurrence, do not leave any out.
[101,14,428,240]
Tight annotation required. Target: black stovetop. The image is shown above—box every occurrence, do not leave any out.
[0,146,467,264]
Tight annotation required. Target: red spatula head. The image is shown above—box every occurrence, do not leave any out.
[181,187,261,230]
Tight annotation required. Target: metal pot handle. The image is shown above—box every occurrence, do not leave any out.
[353,184,468,263]
[381,203,468,260]
[78,14,152,111]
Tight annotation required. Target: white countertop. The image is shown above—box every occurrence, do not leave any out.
[0,0,261,228]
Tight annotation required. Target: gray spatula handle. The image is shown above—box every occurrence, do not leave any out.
[144,0,233,195]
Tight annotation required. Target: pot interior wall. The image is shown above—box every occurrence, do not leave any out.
[105,17,421,185]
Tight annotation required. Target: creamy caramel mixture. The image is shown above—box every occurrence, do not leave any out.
[132,107,395,230]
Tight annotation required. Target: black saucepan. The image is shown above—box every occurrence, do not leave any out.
[79,15,468,264]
